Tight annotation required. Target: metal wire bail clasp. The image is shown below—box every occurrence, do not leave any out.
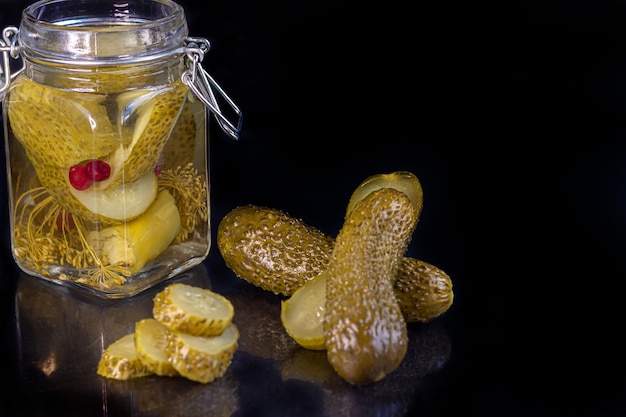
[0,26,20,102]
[182,37,242,140]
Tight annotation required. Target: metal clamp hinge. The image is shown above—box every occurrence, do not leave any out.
[0,26,20,102]
[182,37,242,140]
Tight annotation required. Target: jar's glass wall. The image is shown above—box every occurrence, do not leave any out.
[2,0,210,298]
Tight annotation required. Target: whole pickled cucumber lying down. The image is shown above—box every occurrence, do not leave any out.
[217,205,453,323]
[217,205,335,296]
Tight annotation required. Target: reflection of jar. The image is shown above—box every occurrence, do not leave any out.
[13,264,244,415]
[1,0,241,298]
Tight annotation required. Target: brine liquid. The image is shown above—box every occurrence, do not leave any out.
[4,75,210,298]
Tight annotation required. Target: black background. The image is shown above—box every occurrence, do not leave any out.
[2,0,626,416]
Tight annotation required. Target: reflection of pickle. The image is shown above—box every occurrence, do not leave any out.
[226,282,300,362]
[281,349,339,386]
[281,323,452,417]
[102,371,239,417]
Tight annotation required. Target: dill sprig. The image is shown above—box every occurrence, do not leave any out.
[13,186,127,289]
[158,162,208,243]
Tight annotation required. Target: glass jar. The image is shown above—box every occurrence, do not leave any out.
[0,0,241,298]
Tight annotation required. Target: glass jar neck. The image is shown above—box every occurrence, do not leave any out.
[17,0,188,67]
[21,56,186,92]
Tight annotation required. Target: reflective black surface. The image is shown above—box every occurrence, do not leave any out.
[3,1,626,416]
[6,259,452,417]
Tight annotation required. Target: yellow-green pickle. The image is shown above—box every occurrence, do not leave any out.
[1,0,241,298]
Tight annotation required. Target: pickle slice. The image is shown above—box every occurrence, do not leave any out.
[97,333,153,380]
[153,283,235,337]
[135,318,178,377]
[280,270,327,350]
[69,169,158,222]
[166,324,239,384]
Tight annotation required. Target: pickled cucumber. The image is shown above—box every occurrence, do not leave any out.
[324,188,418,384]
[6,76,119,168]
[103,83,188,190]
[218,205,453,323]
[217,171,453,383]
[394,258,454,323]
[7,76,189,223]
[217,205,335,296]
[162,98,199,171]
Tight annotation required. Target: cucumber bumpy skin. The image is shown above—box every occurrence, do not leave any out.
[97,332,153,380]
[152,283,235,337]
[218,205,453,324]
[323,188,418,384]
[394,258,454,323]
[166,324,239,384]
[217,205,335,296]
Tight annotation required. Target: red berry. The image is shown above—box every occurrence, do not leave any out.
[154,164,162,176]
[68,165,92,190]
[85,159,111,182]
